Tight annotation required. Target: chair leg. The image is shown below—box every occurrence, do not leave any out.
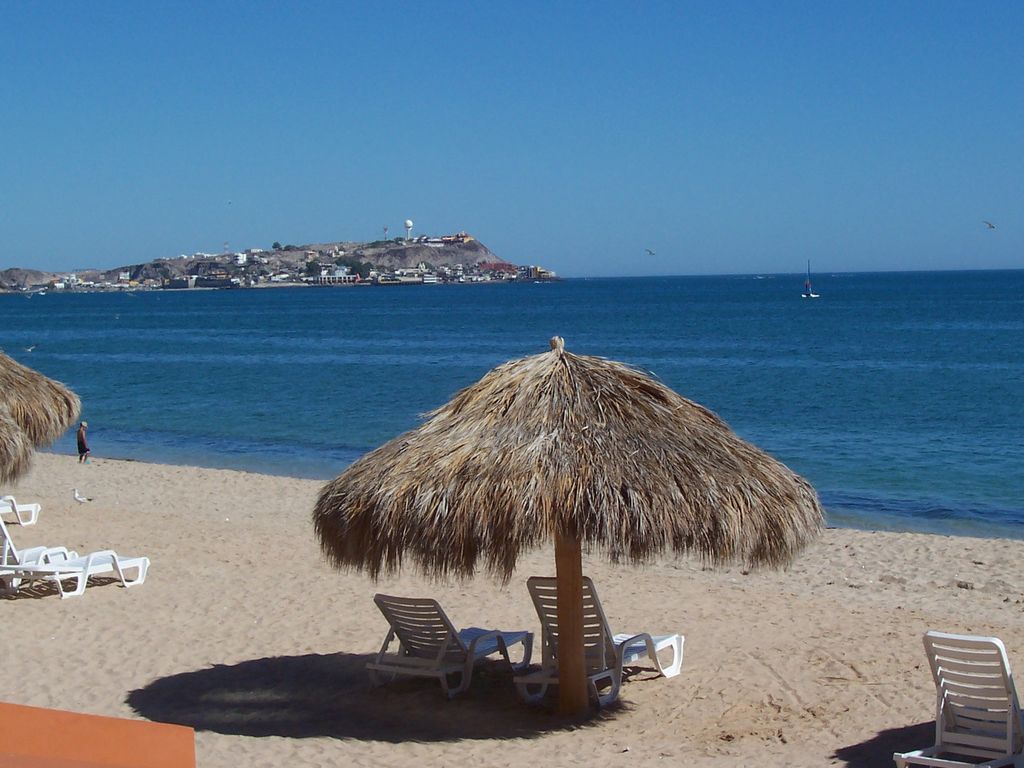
[446,659,475,698]
[515,678,549,704]
[441,669,466,699]
[112,557,149,588]
[590,668,622,708]
[496,635,533,672]
[368,666,395,687]
[514,634,534,671]
[57,571,87,598]
[651,636,684,678]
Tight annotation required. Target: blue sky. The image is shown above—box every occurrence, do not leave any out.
[1,2,1021,277]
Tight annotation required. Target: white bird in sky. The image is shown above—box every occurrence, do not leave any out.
[73,488,93,504]
[24,345,36,352]
[983,220,996,229]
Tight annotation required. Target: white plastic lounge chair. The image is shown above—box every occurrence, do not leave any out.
[367,594,533,698]
[0,516,148,599]
[514,576,684,707]
[0,517,72,576]
[894,631,1024,768]
[10,550,149,599]
[0,495,41,526]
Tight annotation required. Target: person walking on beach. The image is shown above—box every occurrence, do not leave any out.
[77,421,90,463]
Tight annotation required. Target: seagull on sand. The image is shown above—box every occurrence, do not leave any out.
[983,220,996,229]
[73,488,93,504]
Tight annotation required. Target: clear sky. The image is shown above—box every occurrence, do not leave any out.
[2,1,1021,277]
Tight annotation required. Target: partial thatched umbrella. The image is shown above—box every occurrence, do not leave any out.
[314,337,824,714]
[0,351,81,481]
[0,407,35,485]
[0,351,81,447]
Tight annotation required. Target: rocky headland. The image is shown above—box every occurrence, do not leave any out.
[0,233,552,291]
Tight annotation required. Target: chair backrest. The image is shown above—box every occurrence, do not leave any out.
[373,594,466,661]
[924,630,1024,760]
[0,516,21,567]
[526,576,615,674]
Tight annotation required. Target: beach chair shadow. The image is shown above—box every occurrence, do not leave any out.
[833,722,934,768]
[0,575,121,600]
[127,652,620,742]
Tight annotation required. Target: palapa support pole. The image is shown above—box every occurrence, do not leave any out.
[555,526,589,714]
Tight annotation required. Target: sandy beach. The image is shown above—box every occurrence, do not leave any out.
[4,453,1024,767]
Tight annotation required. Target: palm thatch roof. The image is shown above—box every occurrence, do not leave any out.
[314,337,823,581]
[0,351,81,447]
[0,407,34,485]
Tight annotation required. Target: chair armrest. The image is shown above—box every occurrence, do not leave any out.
[35,547,76,564]
[80,550,119,570]
[465,630,502,656]
[615,633,655,666]
[466,626,509,659]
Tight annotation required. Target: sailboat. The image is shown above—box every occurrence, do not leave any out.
[801,260,820,299]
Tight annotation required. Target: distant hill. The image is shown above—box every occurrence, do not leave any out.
[0,268,53,291]
[0,234,516,290]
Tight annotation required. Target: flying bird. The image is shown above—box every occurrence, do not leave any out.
[983,220,996,229]
[73,488,93,504]
[24,345,36,352]
[645,248,656,256]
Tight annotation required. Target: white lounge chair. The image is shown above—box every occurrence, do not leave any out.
[0,495,41,526]
[11,550,149,599]
[0,516,148,599]
[367,594,533,698]
[514,576,684,707]
[894,631,1024,768]
[0,516,73,578]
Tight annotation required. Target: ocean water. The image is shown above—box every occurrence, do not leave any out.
[1,270,1022,538]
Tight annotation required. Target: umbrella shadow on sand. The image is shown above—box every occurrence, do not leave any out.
[126,652,622,742]
[831,721,933,767]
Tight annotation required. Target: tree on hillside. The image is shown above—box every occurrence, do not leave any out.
[335,255,372,278]
[272,241,282,250]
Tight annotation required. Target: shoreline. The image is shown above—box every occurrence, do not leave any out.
[5,453,1024,766]
[39,445,1024,542]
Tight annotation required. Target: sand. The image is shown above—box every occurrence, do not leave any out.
[3,452,1024,767]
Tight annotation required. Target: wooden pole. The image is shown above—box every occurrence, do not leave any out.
[555,527,588,714]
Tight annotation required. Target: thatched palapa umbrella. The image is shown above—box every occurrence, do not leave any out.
[0,407,35,485]
[0,351,81,448]
[0,351,81,482]
[314,337,824,714]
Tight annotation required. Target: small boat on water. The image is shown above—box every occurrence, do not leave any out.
[802,260,820,299]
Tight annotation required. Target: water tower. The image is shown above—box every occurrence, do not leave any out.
[404,219,414,241]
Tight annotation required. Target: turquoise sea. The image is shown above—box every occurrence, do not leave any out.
[1,270,1021,538]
